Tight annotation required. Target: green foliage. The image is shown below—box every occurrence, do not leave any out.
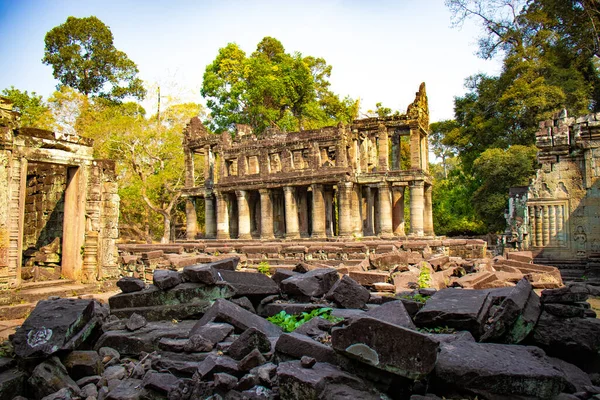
[1,87,54,129]
[201,36,358,135]
[400,293,430,303]
[418,264,432,289]
[418,326,456,334]
[0,341,14,358]
[42,16,146,101]
[267,308,343,333]
[257,261,271,275]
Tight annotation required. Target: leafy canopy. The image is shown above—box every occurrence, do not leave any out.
[43,16,146,101]
[1,87,54,129]
[202,36,358,134]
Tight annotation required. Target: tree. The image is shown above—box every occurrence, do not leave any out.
[43,16,146,101]
[429,120,458,178]
[201,37,357,134]
[1,87,54,129]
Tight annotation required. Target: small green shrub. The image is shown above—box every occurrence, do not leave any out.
[418,264,432,289]
[418,326,455,334]
[267,308,343,332]
[257,261,271,276]
[401,293,430,303]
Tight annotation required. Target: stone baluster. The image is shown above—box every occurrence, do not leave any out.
[556,204,565,247]
[542,205,550,246]
[528,205,536,247]
[549,204,556,246]
[535,206,543,247]
[283,186,300,239]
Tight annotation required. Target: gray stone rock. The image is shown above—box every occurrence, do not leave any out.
[141,371,180,394]
[0,369,26,400]
[214,372,238,391]
[28,357,80,400]
[239,348,266,372]
[81,383,98,398]
[271,270,299,286]
[414,288,491,338]
[241,385,274,399]
[62,350,104,381]
[364,300,416,330]
[544,303,586,318]
[205,256,240,271]
[182,264,219,284]
[116,277,145,293]
[433,341,568,399]
[40,387,78,400]
[325,275,370,309]
[152,270,182,290]
[196,354,240,379]
[12,298,99,358]
[253,362,277,387]
[236,373,259,391]
[231,297,257,313]
[0,358,14,373]
[301,356,316,369]
[280,268,339,298]
[188,322,234,345]
[191,299,282,337]
[228,328,271,360]
[217,270,280,299]
[549,357,593,393]
[75,375,101,387]
[331,316,439,380]
[293,317,333,338]
[103,365,126,381]
[275,332,337,364]
[105,379,146,400]
[541,284,591,304]
[183,334,214,353]
[158,338,187,352]
[125,313,147,332]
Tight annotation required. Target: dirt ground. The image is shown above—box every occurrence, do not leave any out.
[588,297,600,318]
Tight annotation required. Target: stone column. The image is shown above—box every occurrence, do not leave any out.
[352,184,362,237]
[392,187,405,236]
[236,190,252,240]
[297,189,309,237]
[556,204,565,247]
[338,182,353,237]
[409,181,424,236]
[311,184,326,238]
[378,124,389,171]
[542,205,550,246]
[205,195,216,239]
[216,192,230,240]
[535,206,543,247]
[409,122,421,169]
[549,204,556,245]
[283,186,300,239]
[185,198,198,239]
[528,205,536,247]
[423,184,434,236]
[259,189,274,240]
[324,189,334,237]
[364,186,375,236]
[378,182,393,237]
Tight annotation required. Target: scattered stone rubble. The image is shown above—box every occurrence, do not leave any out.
[2,254,599,400]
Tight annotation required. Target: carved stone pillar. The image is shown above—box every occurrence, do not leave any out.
[378,182,393,237]
[549,204,556,245]
[311,184,326,238]
[424,184,434,236]
[556,204,565,246]
[535,206,543,247]
[409,181,424,236]
[378,124,389,171]
[236,190,251,240]
[205,195,216,239]
[528,205,536,247]
[338,182,353,237]
[364,186,375,236]
[259,189,274,240]
[216,192,230,240]
[324,189,334,237]
[542,205,550,246]
[185,198,198,240]
[392,186,405,236]
[283,186,300,239]
[352,183,362,237]
[409,123,421,169]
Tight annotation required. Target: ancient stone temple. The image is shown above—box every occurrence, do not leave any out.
[0,97,119,289]
[182,83,433,240]
[523,110,600,266]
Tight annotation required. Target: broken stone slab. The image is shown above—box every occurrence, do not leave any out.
[540,284,591,304]
[325,275,370,309]
[28,357,81,400]
[259,303,331,318]
[280,268,339,299]
[271,269,299,286]
[116,277,145,293]
[216,270,280,298]
[239,348,267,371]
[228,328,272,360]
[191,299,282,338]
[61,350,104,381]
[188,322,234,345]
[275,332,338,364]
[506,251,533,263]
[152,269,182,290]
[205,256,240,271]
[141,371,180,394]
[369,252,409,271]
[427,255,450,271]
[0,369,26,400]
[414,288,491,338]
[331,316,439,380]
[480,278,541,344]
[530,311,600,368]
[454,271,498,289]
[348,271,389,285]
[105,378,146,400]
[196,353,241,379]
[94,320,196,356]
[182,264,219,284]
[364,300,416,330]
[11,298,99,358]
[544,303,586,318]
[549,357,593,393]
[495,259,563,285]
[294,317,333,338]
[231,296,256,313]
[432,341,567,399]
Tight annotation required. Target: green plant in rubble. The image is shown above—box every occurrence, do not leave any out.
[401,293,430,303]
[267,308,343,333]
[418,263,432,289]
[418,326,456,335]
[0,341,14,358]
[257,261,271,276]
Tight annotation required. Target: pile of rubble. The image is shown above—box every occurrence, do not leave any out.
[2,256,599,400]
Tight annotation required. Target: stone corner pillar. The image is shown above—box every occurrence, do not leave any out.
[423,184,434,236]
[409,181,425,236]
[283,186,300,239]
[236,190,252,240]
[185,198,198,240]
[311,184,326,238]
[377,182,393,238]
[259,189,275,240]
[205,194,217,239]
[215,192,230,240]
[338,182,354,237]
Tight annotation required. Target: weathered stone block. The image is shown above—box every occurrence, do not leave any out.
[280,268,339,298]
[325,275,370,309]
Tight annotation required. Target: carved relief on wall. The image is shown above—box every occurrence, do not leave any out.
[527,200,568,248]
[269,153,281,173]
[292,150,304,169]
[247,156,259,175]
[226,159,238,176]
[573,225,587,257]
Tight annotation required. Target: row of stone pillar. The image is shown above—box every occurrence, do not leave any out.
[529,203,565,247]
[186,181,433,240]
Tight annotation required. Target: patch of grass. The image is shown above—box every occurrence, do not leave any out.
[401,293,430,303]
[257,261,271,276]
[418,326,456,334]
[0,341,14,358]
[418,264,432,289]
[267,308,343,333]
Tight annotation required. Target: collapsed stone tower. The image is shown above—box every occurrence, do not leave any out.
[0,97,119,288]
[182,83,433,240]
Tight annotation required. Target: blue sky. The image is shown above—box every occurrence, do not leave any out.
[0,0,501,122]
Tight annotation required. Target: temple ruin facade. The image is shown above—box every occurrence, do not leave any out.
[182,84,433,240]
[506,110,600,267]
[0,98,120,289]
